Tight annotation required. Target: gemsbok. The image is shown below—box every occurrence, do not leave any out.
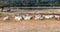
[54,15,60,20]
[14,16,22,21]
[3,16,9,20]
[34,15,44,20]
[43,15,54,19]
[23,15,32,20]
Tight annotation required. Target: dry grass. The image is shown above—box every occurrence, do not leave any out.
[0,9,60,14]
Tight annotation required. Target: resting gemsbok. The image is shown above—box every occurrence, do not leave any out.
[43,15,54,19]
[54,15,60,20]
[34,15,44,20]
[14,16,22,21]
[3,16,9,20]
[23,15,32,20]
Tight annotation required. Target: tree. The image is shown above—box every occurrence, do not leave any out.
[0,1,9,12]
[0,0,59,7]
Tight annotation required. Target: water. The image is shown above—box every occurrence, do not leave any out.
[18,8,60,10]
[3,7,60,11]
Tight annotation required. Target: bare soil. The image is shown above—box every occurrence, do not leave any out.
[0,18,60,32]
[0,9,60,32]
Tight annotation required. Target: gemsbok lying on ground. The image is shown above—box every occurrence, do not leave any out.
[54,15,60,20]
[43,15,54,19]
[23,15,32,20]
[34,15,44,20]
[3,14,60,21]
[3,16,9,20]
[14,16,22,21]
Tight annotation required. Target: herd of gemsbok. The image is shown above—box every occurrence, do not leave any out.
[3,14,60,21]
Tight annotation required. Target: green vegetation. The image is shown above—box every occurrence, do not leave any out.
[0,13,10,17]
[0,1,9,12]
[0,0,60,6]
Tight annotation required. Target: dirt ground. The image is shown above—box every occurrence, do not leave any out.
[0,18,60,32]
[0,9,60,32]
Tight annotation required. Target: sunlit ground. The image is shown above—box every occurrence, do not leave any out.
[0,18,60,32]
[0,9,60,32]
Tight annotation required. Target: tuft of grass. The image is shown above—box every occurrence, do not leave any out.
[0,13,11,17]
